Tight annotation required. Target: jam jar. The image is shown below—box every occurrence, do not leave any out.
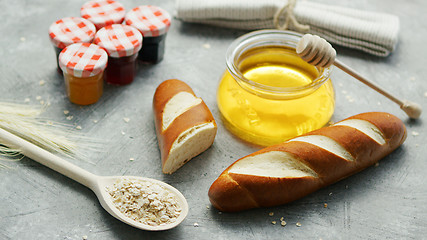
[217,30,335,146]
[58,43,108,105]
[125,5,171,63]
[80,0,126,30]
[94,24,142,85]
[48,17,96,73]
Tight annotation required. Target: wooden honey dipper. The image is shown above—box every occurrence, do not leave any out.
[296,34,422,119]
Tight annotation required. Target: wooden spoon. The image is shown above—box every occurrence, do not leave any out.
[296,34,422,119]
[0,127,188,231]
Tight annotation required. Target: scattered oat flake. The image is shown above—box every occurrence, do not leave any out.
[202,43,211,49]
[39,80,46,86]
[36,96,42,100]
[63,110,69,115]
[269,212,274,216]
[281,220,287,226]
[76,126,82,130]
[24,98,30,102]
[193,222,199,227]
[271,221,277,225]
[411,131,419,136]
[66,116,73,120]
[296,222,302,227]
[123,117,130,123]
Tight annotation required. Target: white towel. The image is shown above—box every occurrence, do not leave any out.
[175,0,399,57]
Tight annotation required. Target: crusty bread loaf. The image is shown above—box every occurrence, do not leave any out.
[208,112,406,212]
[153,79,217,174]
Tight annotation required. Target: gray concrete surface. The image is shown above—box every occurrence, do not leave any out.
[0,0,426,239]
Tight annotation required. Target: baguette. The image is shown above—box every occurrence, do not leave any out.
[153,79,217,174]
[208,112,407,212]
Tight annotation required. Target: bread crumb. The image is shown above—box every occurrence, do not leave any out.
[193,222,199,227]
[24,98,30,103]
[269,212,274,216]
[82,236,88,240]
[206,206,210,209]
[424,92,427,98]
[129,158,135,161]
[63,110,69,115]
[20,37,26,42]
[39,80,46,86]
[271,221,277,225]
[329,192,333,196]
[409,76,416,82]
[341,90,348,94]
[202,43,211,49]
[40,100,45,105]
[281,220,287,226]
[411,131,419,136]
[66,116,73,120]
[36,96,42,100]
[345,95,355,103]
[296,222,302,227]
[76,126,82,130]
[123,117,130,123]
[324,203,328,208]
[93,119,98,123]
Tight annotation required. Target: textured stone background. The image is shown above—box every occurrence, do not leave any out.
[0,0,426,239]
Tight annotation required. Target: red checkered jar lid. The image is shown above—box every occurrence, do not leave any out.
[80,0,126,29]
[48,17,96,49]
[125,5,171,37]
[59,43,108,78]
[94,24,142,58]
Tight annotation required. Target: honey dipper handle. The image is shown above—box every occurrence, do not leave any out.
[334,59,422,119]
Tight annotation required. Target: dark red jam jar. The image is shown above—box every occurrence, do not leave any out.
[94,24,142,85]
[48,17,96,73]
[125,5,171,63]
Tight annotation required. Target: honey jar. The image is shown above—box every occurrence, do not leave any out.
[59,43,108,105]
[125,5,172,63]
[94,24,142,85]
[217,30,335,146]
[80,0,126,30]
[48,17,96,73]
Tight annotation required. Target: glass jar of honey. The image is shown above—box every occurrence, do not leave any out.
[94,24,142,85]
[217,30,335,146]
[59,43,108,105]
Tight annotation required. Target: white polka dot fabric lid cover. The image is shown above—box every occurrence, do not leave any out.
[94,24,143,58]
[81,0,126,29]
[59,43,108,78]
[48,17,96,49]
[125,5,171,37]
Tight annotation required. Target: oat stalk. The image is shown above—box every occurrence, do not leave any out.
[0,102,98,168]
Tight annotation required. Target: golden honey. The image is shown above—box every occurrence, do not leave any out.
[217,30,335,146]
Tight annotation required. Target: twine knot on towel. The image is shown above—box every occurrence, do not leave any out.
[273,0,310,32]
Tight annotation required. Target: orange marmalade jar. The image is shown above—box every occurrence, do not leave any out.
[59,43,108,105]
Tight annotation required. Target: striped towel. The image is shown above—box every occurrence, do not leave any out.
[175,0,399,57]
